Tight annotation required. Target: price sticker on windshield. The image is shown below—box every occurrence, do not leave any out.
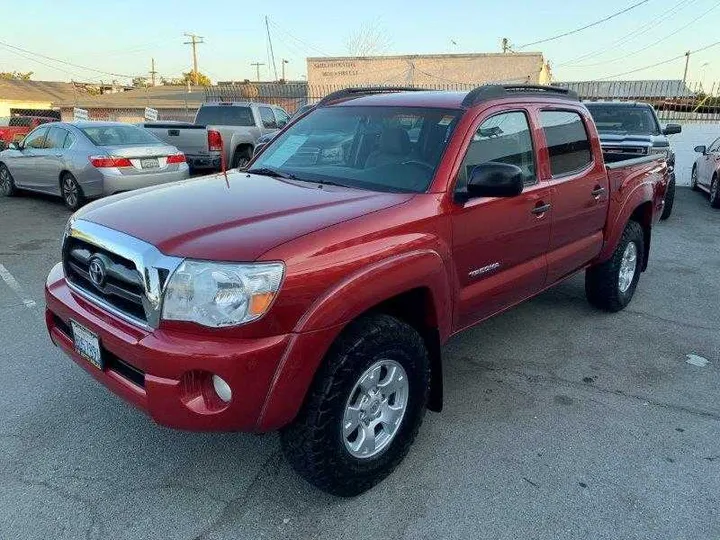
[263,135,308,168]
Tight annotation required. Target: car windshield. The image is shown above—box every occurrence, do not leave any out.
[195,106,254,126]
[585,104,660,135]
[81,125,162,146]
[250,105,460,193]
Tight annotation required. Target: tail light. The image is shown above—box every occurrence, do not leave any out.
[89,155,132,168]
[208,129,222,152]
[166,153,186,164]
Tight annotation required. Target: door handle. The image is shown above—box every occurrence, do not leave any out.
[54,153,63,157]
[531,202,551,215]
[591,186,606,198]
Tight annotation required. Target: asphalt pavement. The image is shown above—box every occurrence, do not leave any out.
[0,188,718,540]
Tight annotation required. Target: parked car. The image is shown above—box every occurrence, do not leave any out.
[45,85,668,496]
[0,115,57,150]
[144,102,290,171]
[584,101,680,220]
[253,103,316,157]
[691,138,720,207]
[0,121,189,210]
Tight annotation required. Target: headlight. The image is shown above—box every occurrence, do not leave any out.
[162,260,284,327]
[650,148,670,159]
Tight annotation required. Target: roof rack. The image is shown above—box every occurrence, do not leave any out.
[317,86,430,107]
[461,84,579,108]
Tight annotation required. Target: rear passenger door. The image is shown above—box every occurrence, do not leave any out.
[36,127,69,193]
[537,109,609,284]
[450,109,552,330]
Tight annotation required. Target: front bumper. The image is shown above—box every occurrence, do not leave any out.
[101,164,190,195]
[45,263,300,432]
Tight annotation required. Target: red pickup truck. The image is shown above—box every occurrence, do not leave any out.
[0,115,57,149]
[45,85,668,496]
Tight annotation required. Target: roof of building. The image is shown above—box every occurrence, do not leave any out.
[553,80,696,98]
[0,80,86,103]
[307,52,543,61]
[54,85,208,109]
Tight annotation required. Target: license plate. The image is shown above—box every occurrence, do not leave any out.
[140,158,159,169]
[71,321,103,370]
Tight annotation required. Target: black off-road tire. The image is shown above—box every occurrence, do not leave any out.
[231,146,252,169]
[660,175,675,220]
[60,172,85,211]
[585,220,645,312]
[0,163,17,197]
[710,176,720,209]
[281,314,431,497]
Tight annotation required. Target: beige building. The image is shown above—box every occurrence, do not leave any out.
[307,52,551,92]
[0,80,79,118]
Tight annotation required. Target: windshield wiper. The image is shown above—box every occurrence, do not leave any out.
[247,167,297,180]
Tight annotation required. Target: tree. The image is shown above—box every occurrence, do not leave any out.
[160,71,211,86]
[0,71,33,80]
[346,20,391,57]
[132,76,149,87]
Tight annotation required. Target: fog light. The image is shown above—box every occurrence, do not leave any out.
[212,375,232,403]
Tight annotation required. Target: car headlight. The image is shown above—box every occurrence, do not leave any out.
[650,147,670,159]
[162,260,284,327]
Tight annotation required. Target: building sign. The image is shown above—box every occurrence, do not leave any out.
[312,61,359,78]
[73,108,89,121]
[144,107,158,122]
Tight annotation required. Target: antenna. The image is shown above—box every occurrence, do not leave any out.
[265,16,278,81]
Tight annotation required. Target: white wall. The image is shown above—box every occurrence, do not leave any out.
[670,123,720,185]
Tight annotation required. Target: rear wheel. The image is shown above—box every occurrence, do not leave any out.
[0,164,17,197]
[710,176,720,209]
[585,220,645,312]
[281,314,430,497]
[231,146,252,169]
[660,174,675,220]
[60,173,84,211]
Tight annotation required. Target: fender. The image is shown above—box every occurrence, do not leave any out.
[256,249,452,431]
[597,165,662,264]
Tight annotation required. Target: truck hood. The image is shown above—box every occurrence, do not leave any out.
[75,171,413,261]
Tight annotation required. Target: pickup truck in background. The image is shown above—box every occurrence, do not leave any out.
[584,101,680,220]
[0,115,57,150]
[143,102,290,171]
[46,85,668,498]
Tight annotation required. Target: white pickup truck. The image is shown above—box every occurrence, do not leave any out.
[143,102,290,171]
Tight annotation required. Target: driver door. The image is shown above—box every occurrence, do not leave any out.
[450,109,552,331]
[8,126,50,188]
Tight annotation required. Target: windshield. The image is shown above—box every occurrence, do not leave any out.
[81,125,162,146]
[250,105,460,193]
[196,106,254,126]
[585,104,660,135]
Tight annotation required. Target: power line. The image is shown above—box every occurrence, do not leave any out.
[519,0,651,48]
[562,0,720,69]
[557,0,699,67]
[594,40,720,80]
[0,39,137,78]
[266,18,330,56]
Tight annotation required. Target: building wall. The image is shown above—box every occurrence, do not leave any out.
[0,99,54,117]
[307,53,547,89]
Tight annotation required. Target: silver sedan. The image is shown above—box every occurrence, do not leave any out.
[0,121,190,210]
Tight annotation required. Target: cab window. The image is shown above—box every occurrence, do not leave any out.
[540,110,592,176]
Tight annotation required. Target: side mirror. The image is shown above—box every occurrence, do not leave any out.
[663,123,682,135]
[466,162,524,199]
[694,145,707,154]
[8,142,20,150]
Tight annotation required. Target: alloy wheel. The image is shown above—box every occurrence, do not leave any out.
[0,167,11,196]
[63,176,78,208]
[618,241,638,294]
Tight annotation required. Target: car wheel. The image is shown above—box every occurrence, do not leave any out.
[0,164,17,197]
[690,166,700,191]
[710,176,720,209]
[585,220,645,312]
[660,174,675,220]
[231,147,252,169]
[281,314,430,497]
[60,173,85,211]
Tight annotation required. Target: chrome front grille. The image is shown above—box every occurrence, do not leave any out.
[602,146,648,155]
[62,218,183,329]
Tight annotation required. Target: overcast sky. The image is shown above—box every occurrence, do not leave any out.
[1,0,718,85]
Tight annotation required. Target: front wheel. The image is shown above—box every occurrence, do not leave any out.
[585,220,645,312]
[660,174,675,220]
[690,166,700,191]
[0,163,17,197]
[61,173,84,211]
[281,314,430,497]
[710,177,720,209]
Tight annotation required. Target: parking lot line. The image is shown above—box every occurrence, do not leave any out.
[0,264,37,308]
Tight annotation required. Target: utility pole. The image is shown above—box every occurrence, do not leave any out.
[251,62,265,82]
[682,50,691,88]
[281,59,289,81]
[183,33,205,85]
[149,58,158,86]
[501,38,511,53]
[265,16,278,81]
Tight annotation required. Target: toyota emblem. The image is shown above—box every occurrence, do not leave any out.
[88,257,107,288]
